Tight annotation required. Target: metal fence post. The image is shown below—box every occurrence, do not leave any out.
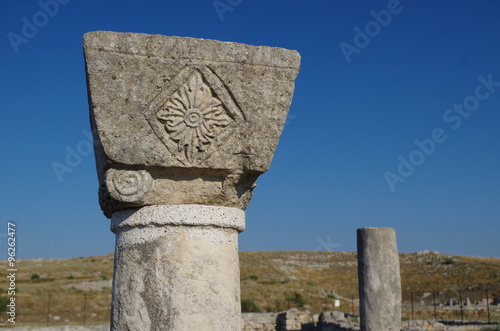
[459,290,464,322]
[410,290,415,320]
[46,293,51,327]
[83,293,87,325]
[433,290,437,319]
[485,289,490,324]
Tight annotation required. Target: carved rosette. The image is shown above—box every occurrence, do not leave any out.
[144,66,244,166]
[157,70,231,163]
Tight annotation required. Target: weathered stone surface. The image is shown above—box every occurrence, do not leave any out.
[276,308,310,331]
[84,31,300,217]
[317,311,361,331]
[111,205,243,330]
[403,320,446,331]
[357,227,401,331]
[318,311,347,324]
[241,312,277,331]
[111,204,245,233]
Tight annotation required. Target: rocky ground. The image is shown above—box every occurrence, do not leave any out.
[0,326,109,331]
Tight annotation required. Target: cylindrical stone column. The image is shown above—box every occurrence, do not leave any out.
[83,31,300,330]
[110,205,244,330]
[357,227,401,331]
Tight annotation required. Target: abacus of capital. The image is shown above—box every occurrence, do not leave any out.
[84,31,300,330]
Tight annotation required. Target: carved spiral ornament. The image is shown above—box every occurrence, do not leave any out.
[113,170,144,196]
[106,169,153,203]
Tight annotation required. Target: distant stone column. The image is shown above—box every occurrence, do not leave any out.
[83,31,300,330]
[357,227,401,331]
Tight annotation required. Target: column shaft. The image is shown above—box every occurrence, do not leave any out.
[357,227,401,331]
[110,205,244,331]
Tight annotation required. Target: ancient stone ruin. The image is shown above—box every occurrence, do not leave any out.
[84,31,300,330]
[357,227,402,331]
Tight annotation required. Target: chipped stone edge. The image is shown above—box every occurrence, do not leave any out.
[83,31,301,71]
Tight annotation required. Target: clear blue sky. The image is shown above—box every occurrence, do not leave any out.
[1,0,499,259]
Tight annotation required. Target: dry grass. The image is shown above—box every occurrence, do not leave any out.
[0,255,113,326]
[1,251,499,325]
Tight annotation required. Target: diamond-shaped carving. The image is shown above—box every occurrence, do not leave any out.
[144,66,244,165]
[157,70,231,163]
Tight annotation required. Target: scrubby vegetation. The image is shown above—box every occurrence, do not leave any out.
[1,251,499,325]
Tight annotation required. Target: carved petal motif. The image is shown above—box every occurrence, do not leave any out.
[156,71,231,163]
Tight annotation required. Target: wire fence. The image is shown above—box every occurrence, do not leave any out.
[401,289,500,322]
[1,292,111,326]
[284,289,500,323]
[2,289,499,326]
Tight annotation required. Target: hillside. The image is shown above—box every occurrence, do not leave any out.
[240,251,500,312]
[1,251,499,325]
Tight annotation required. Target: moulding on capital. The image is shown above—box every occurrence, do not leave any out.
[98,167,259,218]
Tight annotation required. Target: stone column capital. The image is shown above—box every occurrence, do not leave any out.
[84,31,300,217]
